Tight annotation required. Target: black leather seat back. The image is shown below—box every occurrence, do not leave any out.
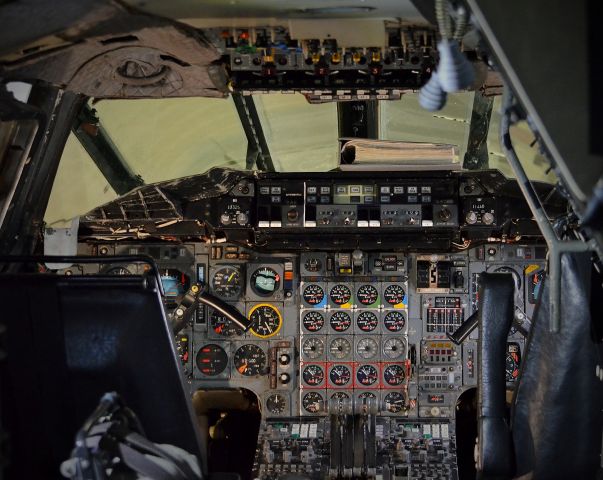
[512,253,603,479]
[0,273,203,479]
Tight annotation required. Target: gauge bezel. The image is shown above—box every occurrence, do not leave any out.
[248,265,282,298]
[301,310,325,333]
[355,284,380,307]
[233,343,267,377]
[210,264,243,300]
[248,303,283,339]
[195,343,229,378]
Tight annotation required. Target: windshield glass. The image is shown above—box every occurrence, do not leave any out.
[44,92,556,228]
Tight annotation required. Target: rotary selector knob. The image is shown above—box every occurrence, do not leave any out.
[220,213,231,225]
[465,211,477,225]
[482,212,495,225]
[438,207,452,221]
[236,212,248,225]
[279,373,291,384]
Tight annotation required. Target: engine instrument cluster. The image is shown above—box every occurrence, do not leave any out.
[69,240,544,423]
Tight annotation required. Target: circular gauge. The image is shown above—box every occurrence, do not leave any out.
[266,393,287,415]
[329,284,352,305]
[304,257,323,273]
[329,337,352,360]
[234,344,267,376]
[302,364,324,386]
[195,344,228,376]
[210,310,243,337]
[384,392,405,413]
[302,337,325,359]
[383,284,406,305]
[248,304,282,338]
[356,311,379,332]
[331,391,350,401]
[250,267,281,296]
[357,284,379,306]
[302,391,324,413]
[211,266,242,299]
[358,391,377,400]
[356,364,379,387]
[383,364,405,386]
[356,337,379,360]
[383,337,405,359]
[302,284,325,306]
[329,365,351,387]
[106,266,132,275]
[329,311,352,332]
[383,311,406,332]
[302,311,325,332]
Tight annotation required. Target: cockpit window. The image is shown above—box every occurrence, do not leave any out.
[44,92,557,228]
[253,94,339,172]
[94,97,248,183]
[380,91,473,161]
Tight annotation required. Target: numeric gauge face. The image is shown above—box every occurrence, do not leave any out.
[384,392,405,413]
[211,266,242,299]
[196,344,228,376]
[302,391,324,413]
[210,310,243,337]
[302,337,325,359]
[357,284,379,306]
[358,391,377,400]
[331,392,350,400]
[383,337,405,359]
[329,365,351,386]
[356,337,379,360]
[330,284,352,305]
[302,311,324,332]
[266,393,287,415]
[250,267,280,296]
[383,364,405,386]
[356,364,379,386]
[234,344,266,376]
[329,337,352,360]
[248,304,282,338]
[106,266,132,275]
[383,284,406,305]
[302,284,325,306]
[302,364,324,386]
[330,311,352,332]
[356,311,379,332]
[304,257,323,273]
[383,311,406,332]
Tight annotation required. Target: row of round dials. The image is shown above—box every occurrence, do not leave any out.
[301,391,406,414]
[196,343,268,377]
[302,309,406,333]
[302,336,405,360]
[211,265,280,299]
[302,283,406,307]
[301,363,406,388]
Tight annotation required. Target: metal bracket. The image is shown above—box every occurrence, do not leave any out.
[500,89,597,332]
[72,104,144,195]
[231,93,275,172]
